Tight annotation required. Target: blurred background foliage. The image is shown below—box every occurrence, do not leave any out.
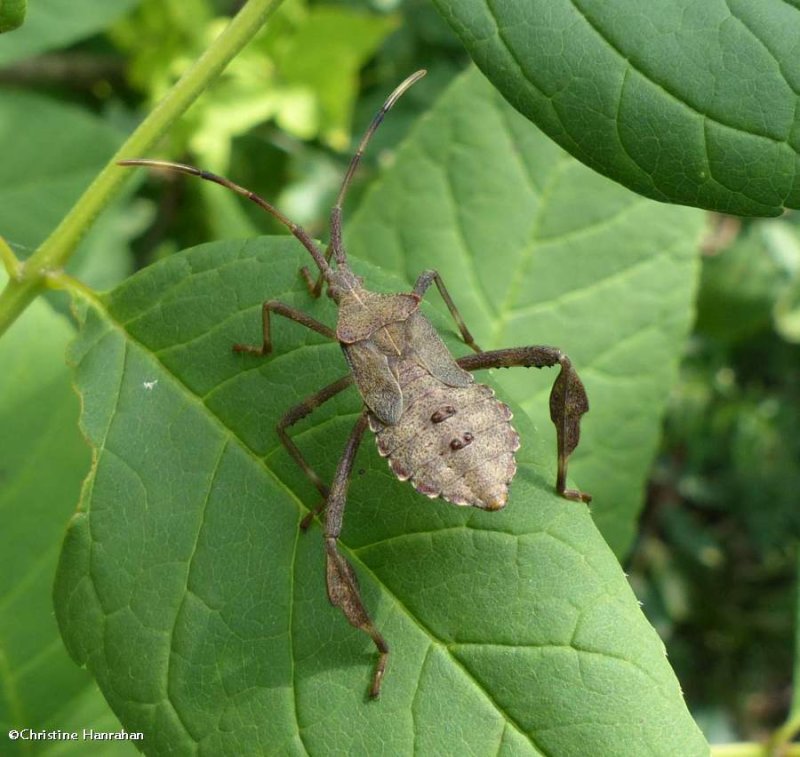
[1,0,798,749]
[635,211,800,742]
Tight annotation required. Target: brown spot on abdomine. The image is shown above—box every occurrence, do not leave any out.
[449,432,474,451]
[431,405,456,423]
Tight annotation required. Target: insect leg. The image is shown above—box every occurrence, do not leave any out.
[413,269,482,353]
[457,347,591,503]
[233,300,335,356]
[324,409,389,699]
[275,375,355,524]
[300,245,334,298]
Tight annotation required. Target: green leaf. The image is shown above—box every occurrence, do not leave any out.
[696,217,800,344]
[348,67,704,556]
[54,240,707,754]
[110,0,397,167]
[767,220,800,342]
[0,0,25,33]
[0,0,137,66]
[695,225,786,342]
[0,90,133,289]
[432,0,800,217]
[0,277,134,755]
[273,6,399,149]
[775,276,800,342]
[0,90,123,252]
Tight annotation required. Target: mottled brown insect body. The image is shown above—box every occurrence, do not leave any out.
[370,360,519,510]
[120,69,590,701]
[337,284,520,508]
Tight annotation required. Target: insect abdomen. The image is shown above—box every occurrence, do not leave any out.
[368,362,520,510]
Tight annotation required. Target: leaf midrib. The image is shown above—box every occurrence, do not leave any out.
[75,288,552,752]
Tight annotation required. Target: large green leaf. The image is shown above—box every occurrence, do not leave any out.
[0,0,137,66]
[432,0,800,217]
[0,279,134,755]
[0,0,25,33]
[0,90,123,252]
[348,68,704,556]
[0,90,134,289]
[54,239,707,754]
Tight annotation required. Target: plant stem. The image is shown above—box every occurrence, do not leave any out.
[710,744,800,757]
[0,0,282,338]
[771,715,800,755]
[709,746,762,757]
[0,237,21,279]
[765,555,800,755]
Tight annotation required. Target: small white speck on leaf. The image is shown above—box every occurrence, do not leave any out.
[143,380,158,390]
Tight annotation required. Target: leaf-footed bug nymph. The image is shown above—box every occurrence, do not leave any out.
[119,69,591,700]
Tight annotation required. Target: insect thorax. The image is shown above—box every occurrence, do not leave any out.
[335,288,420,344]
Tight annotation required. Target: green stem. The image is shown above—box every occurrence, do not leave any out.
[792,552,800,715]
[710,744,800,757]
[0,237,21,279]
[766,554,800,755]
[771,715,800,755]
[709,746,764,757]
[0,0,282,338]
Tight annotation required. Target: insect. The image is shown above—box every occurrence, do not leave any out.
[120,69,591,699]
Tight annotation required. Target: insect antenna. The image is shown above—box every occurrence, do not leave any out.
[117,159,332,278]
[329,69,427,266]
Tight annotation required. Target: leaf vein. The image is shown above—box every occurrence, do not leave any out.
[410,644,434,755]
[490,155,573,345]
[428,132,498,321]
[568,0,797,152]
[351,556,549,754]
[288,511,310,755]
[450,642,661,690]
[507,240,674,321]
[163,438,229,749]
[721,0,800,98]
